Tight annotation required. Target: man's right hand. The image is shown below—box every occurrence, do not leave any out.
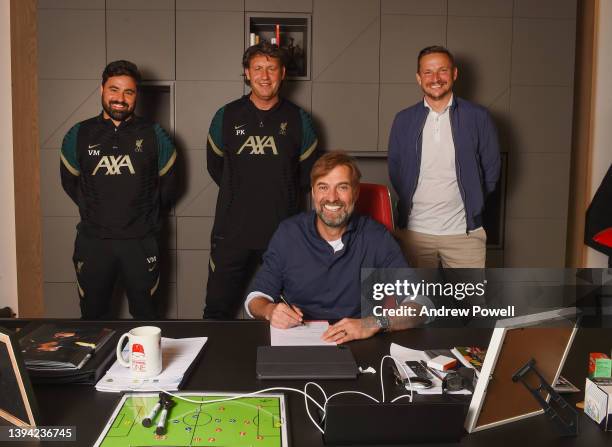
[264,302,304,329]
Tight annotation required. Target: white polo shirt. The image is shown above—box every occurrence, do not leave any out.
[407,96,467,235]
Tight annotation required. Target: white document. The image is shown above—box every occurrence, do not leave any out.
[96,337,207,392]
[390,342,471,395]
[270,321,336,346]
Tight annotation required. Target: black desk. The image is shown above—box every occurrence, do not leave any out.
[4,319,612,446]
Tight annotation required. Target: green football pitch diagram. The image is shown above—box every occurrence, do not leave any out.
[95,393,288,447]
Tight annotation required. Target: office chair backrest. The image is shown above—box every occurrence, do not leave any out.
[354,183,394,231]
[594,228,612,248]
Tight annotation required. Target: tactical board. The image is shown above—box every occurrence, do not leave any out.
[94,392,289,447]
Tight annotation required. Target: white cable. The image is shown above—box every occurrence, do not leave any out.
[145,386,328,433]
[306,413,324,434]
[124,353,415,435]
[326,390,379,405]
[303,382,327,434]
[379,355,413,403]
[394,356,414,400]
[304,381,327,403]
[140,386,325,411]
[380,355,388,402]
[322,390,379,422]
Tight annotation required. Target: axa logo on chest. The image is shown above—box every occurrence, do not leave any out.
[92,155,135,175]
[237,136,278,155]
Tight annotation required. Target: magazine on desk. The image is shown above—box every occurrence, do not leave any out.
[19,324,115,370]
[451,346,487,376]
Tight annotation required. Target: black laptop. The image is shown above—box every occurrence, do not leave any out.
[256,346,358,379]
[323,400,468,445]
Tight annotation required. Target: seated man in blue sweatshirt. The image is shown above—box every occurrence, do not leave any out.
[245,152,429,343]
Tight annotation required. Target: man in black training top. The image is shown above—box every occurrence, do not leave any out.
[60,60,177,320]
[205,42,319,319]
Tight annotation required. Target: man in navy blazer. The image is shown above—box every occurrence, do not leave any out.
[388,46,501,268]
[245,152,431,343]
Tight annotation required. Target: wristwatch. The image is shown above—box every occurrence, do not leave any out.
[374,315,390,333]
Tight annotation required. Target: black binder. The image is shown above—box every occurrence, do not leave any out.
[18,324,118,385]
[25,341,117,385]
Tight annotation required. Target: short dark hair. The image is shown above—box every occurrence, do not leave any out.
[242,42,287,85]
[102,60,142,87]
[417,46,455,71]
[310,152,362,189]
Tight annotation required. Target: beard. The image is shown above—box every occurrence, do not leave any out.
[102,99,134,122]
[316,201,353,228]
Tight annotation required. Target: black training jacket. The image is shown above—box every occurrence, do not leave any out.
[60,114,177,239]
[206,95,319,249]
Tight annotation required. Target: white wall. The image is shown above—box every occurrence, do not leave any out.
[0,0,18,313]
[0,0,18,314]
[586,0,612,267]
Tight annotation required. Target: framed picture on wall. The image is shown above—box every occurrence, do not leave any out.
[0,326,39,427]
[246,13,312,80]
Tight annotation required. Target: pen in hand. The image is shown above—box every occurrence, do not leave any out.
[278,295,305,326]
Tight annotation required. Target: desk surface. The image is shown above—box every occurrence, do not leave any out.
[4,319,612,447]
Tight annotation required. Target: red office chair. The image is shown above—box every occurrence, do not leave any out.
[594,228,612,248]
[354,183,395,231]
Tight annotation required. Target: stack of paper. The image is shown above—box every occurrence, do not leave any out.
[270,321,335,346]
[95,337,207,392]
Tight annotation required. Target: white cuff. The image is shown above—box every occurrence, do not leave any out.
[244,291,275,319]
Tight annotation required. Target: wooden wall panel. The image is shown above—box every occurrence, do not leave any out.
[10,0,43,316]
[566,0,597,267]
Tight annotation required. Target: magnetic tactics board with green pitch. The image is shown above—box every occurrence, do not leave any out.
[93,392,289,447]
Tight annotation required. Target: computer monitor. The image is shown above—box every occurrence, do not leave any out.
[465,308,578,433]
[0,326,38,427]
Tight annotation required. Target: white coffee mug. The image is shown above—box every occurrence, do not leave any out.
[116,326,162,378]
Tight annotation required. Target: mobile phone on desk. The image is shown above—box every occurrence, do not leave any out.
[405,361,434,380]
[390,361,432,389]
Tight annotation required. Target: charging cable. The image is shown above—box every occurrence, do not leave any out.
[127,354,415,434]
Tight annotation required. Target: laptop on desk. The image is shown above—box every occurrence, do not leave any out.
[256,346,358,380]
[323,400,468,445]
